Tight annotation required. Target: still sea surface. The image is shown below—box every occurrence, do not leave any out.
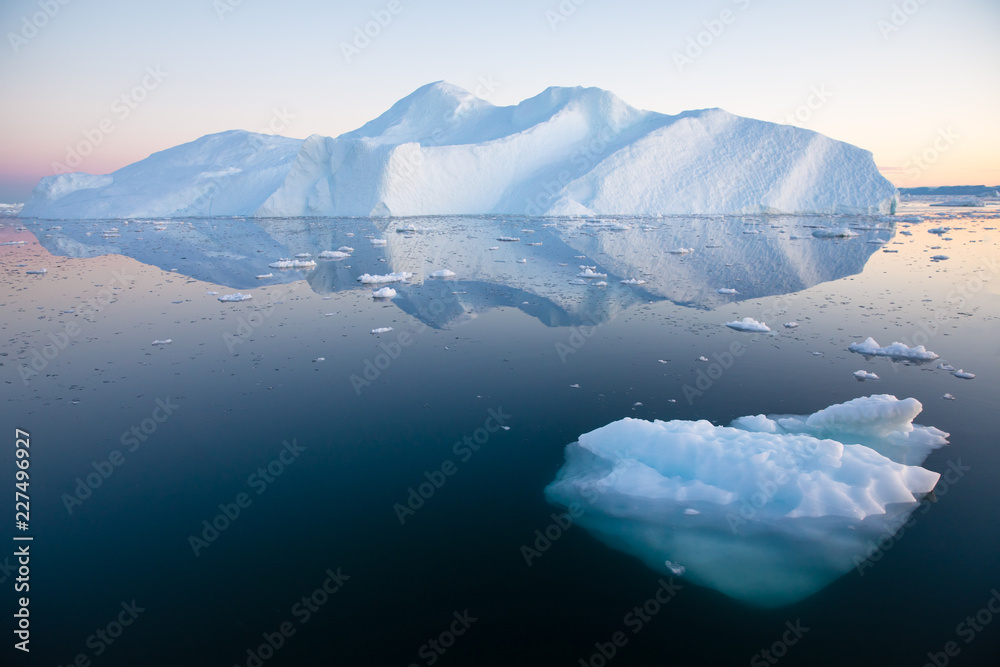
[2,200,998,666]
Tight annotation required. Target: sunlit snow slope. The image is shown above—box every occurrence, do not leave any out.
[22,82,898,219]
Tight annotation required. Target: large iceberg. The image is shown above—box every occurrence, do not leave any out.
[21,82,897,219]
[545,395,947,608]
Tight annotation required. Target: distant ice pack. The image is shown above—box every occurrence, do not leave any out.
[545,395,948,608]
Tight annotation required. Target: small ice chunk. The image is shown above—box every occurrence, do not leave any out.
[951,370,975,379]
[488,246,500,250]
[313,357,325,362]
[371,327,394,334]
[813,227,859,238]
[429,269,457,278]
[853,370,880,381]
[579,268,607,279]
[698,356,709,362]
[151,339,172,346]
[26,268,47,275]
[943,393,956,400]
[517,258,527,263]
[256,273,274,279]
[206,291,219,295]
[938,363,956,371]
[716,288,738,294]
[497,236,520,242]
[372,287,397,299]
[294,253,312,258]
[664,560,686,576]
[667,247,694,254]
[620,278,646,285]
[319,250,351,259]
[269,259,316,269]
[370,239,388,246]
[357,272,413,284]
[725,317,770,333]
[784,322,799,329]
[218,293,252,302]
[570,384,580,388]
[848,337,939,360]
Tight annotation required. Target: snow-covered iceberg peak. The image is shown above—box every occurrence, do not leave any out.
[545,395,947,608]
[21,82,898,220]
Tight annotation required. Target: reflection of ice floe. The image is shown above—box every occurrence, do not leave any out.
[545,395,947,608]
[218,293,252,302]
[848,337,939,361]
[812,227,859,238]
[269,259,316,269]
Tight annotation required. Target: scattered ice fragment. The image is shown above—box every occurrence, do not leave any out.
[716,288,738,294]
[218,293,252,302]
[313,357,325,362]
[683,509,700,516]
[568,279,588,285]
[256,273,273,279]
[370,239,388,246]
[206,291,219,295]
[357,272,413,284]
[664,561,686,576]
[1,241,26,246]
[725,317,770,333]
[429,269,457,278]
[784,322,799,329]
[594,281,607,287]
[570,384,580,388]
[294,253,312,258]
[25,268,47,274]
[497,236,520,242]
[853,370,879,381]
[579,268,607,279]
[931,255,949,261]
[951,370,975,379]
[372,287,397,299]
[634,402,643,407]
[620,278,646,285]
[811,351,824,356]
[812,227,859,238]
[938,363,956,371]
[667,247,694,254]
[151,339,172,346]
[371,327,394,334]
[319,250,351,259]
[848,337,939,360]
[337,246,354,253]
[502,426,511,431]
[488,246,500,251]
[517,258,527,263]
[698,356,709,362]
[269,259,316,269]
[657,360,668,364]
[928,227,950,235]
[943,394,956,400]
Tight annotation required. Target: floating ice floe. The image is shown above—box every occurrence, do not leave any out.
[697,356,709,362]
[497,236,520,242]
[370,239,388,246]
[218,293,252,302]
[853,370,879,381]
[25,268,47,274]
[848,337,939,361]
[488,246,500,251]
[620,278,646,285]
[151,339,172,346]
[206,291,219,295]
[783,322,799,329]
[938,363,956,371]
[579,268,607,279]
[357,272,413,284]
[313,357,325,362]
[951,370,975,379]
[716,288,738,295]
[294,253,312,258]
[943,393,956,400]
[319,250,351,259]
[269,259,316,269]
[371,327,394,334]
[667,247,694,254]
[256,273,274,279]
[429,269,456,278]
[517,258,528,263]
[812,227,859,238]
[725,317,770,333]
[545,394,948,608]
[372,287,397,299]
[594,281,607,287]
[1,241,26,246]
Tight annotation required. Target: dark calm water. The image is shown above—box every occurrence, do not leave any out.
[2,203,999,666]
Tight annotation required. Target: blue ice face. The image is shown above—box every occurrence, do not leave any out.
[545,395,948,608]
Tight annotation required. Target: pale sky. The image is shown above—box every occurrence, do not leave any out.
[1,0,998,201]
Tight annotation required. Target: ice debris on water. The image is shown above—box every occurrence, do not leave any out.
[725,317,770,333]
[848,337,939,360]
[218,293,252,302]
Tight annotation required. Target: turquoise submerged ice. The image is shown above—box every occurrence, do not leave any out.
[545,395,948,608]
